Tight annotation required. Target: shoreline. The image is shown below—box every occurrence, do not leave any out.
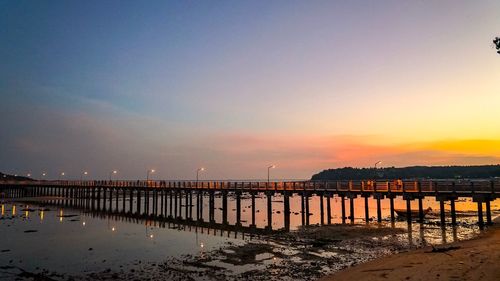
[320,217,500,281]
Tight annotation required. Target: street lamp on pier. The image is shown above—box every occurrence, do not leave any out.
[147,169,155,181]
[267,165,276,185]
[109,170,117,181]
[196,167,205,183]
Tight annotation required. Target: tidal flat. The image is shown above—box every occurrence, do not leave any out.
[0,197,497,281]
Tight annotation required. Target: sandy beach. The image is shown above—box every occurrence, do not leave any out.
[321,218,500,281]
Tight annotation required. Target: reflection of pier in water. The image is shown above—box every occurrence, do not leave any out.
[2,178,498,231]
[84,208,279,238]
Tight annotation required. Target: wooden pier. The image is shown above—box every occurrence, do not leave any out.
[1,179,499,229]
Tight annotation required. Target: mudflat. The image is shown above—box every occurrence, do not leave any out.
[321,219,500,281]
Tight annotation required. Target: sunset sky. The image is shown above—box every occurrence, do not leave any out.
[1,1,500,180]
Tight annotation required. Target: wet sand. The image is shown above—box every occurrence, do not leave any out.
[321,218,500,281]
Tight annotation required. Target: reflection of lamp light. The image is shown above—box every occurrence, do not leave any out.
[82,221,86,226]
[59,209,63,222]
[40,210,44,221]
[200,242,204,248]
[145,225,156,239]
[12,205,16,216]
[112,227,116,232]
[1,205,4,216]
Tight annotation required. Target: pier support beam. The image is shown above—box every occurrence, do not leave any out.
[178,190,182,218]
[341,195,346,224]
[137,189,142,214]
[236,191,241,226]
[173,191,178,218]
[198,191,204,221]
[406,199,412,224]
[284,193,290,231]
[122,188,126,212]
[364,196,369,223]
[450,198,457,225]
[222,191,228,225]
[266,192,273,230]
[376,197,382,222]
[103,188,107,211]
[300,193,305,225]
[168,190,173,218]
[439,200,446,227]
[209,191,215,223]
[326,194,332,225]
[185,191,190,220]
[250,192,256,227]
[305,192,310,226]
[418,197,424,223]
[160,189,164,216]
[477,201,484,227]
[128,189,133,213]
[320,193,324,225]
[349,196,355,223]
[389,196,395,222]
[486,200,492,225]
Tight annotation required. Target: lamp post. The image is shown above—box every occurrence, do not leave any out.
[109,170,117,181]
[146,169,155,181]
[196,167,205,183]
[59,172,65,181]
[81,171,88,181]
[374,161,382,169]
[267,165,276,185]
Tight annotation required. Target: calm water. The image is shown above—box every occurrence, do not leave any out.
[1,194,499,279]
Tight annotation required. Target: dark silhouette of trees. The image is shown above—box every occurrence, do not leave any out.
[311,165,500,180]
[494,37,500,54]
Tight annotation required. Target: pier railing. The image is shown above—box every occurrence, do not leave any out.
[1,179,499,194]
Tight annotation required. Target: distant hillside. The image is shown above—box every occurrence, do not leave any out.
[0,172,33,181]
[311,165,500,180]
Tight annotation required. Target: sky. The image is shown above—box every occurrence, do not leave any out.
[1,1,500,180]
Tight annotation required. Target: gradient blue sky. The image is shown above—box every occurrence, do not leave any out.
[1,1,500,180]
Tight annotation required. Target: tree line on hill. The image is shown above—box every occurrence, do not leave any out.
[311,165,500,180]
